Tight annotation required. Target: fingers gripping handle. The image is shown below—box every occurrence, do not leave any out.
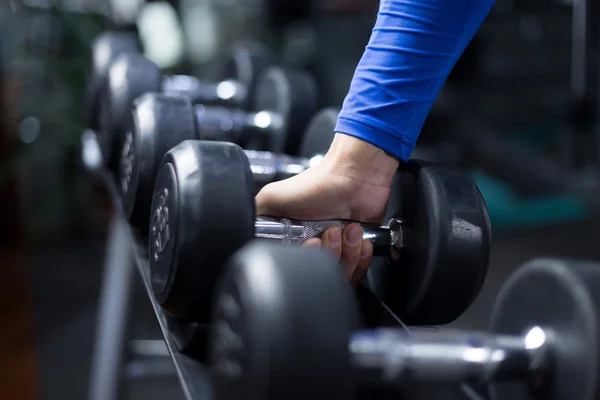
[254,217,405,259]
[283,219,351,244]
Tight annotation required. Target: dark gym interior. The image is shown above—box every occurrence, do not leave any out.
[1,0,600,399]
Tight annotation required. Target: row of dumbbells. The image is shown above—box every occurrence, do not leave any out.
[86,31,491,366]
[86,31,600,400]
[87,31,317,171]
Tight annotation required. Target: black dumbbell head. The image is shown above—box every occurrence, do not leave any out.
[149,140,255,321]
[367,160,491,325]
[210,241,358,400]
[252,66,318,155]
[222,42,272,110]
[299,107,339,158]
[87,31,141,129]
[105,52,162,155]
[489,258,600,400]
[123,93,198,231]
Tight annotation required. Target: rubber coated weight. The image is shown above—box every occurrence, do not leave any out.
[221,42,273,111]
[298,106,339,159]
[102,52,161,169]
[250,66,318,155]
[149,141,255,320]
[489,258,600,400]
[370,161,491,325]
[87,31,141,130]
[210,242,357,400]
[123,94,197,231]
[123,94,238,233]
[100,53,162,171]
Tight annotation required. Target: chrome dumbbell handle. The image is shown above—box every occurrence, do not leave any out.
[161,76,247,106]
[192,105,284,145]
[254,217,407,261]
[349,327,551,386]
[245,150,317,185]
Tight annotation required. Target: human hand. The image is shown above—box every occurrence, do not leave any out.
[255,133,399,283]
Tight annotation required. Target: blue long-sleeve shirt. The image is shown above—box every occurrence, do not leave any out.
[335,0,495,161]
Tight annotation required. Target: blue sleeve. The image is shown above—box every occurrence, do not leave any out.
[335,0,495,161]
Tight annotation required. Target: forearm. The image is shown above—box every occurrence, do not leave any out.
[335,0,495,161]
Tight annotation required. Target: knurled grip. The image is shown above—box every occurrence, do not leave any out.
[280,218,352,245]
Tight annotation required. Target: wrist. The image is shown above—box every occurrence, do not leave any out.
[322,133,400,187]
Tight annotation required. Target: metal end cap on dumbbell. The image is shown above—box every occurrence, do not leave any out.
[149,140,255,321]
[251,66,318,155]
[123,94,197,231]
[86,31,141,129]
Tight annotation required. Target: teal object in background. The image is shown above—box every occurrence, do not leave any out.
[469,170,588,231]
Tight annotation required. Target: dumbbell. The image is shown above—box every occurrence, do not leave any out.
[121,73,321,231]
[210,250,600,400]
[87,31,141,130]
[99,43,272,169]
[148,139,490,325]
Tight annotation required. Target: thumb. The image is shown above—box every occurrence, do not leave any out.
[255,181,286,217]
[255,175,313,217]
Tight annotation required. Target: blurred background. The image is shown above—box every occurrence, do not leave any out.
[1,0,600,398]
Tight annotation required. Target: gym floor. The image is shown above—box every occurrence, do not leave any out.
[30,216,600,400]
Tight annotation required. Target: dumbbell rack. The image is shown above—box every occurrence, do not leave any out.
[83,131,212,400]
[82,129,482,400]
